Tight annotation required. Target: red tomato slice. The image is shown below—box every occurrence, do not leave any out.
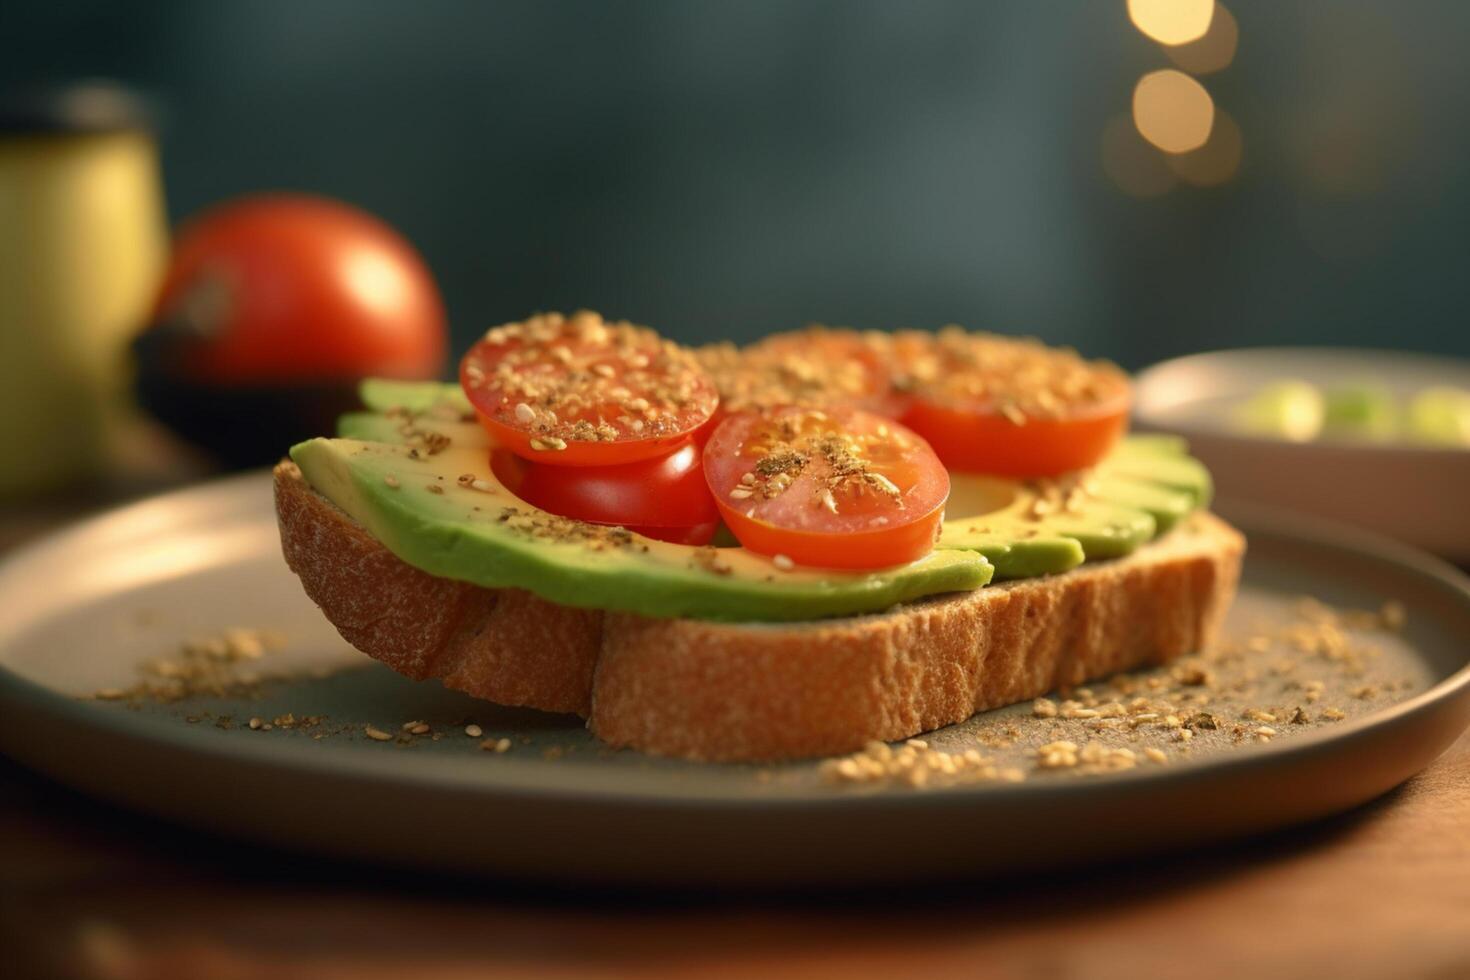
[491,441,719,546]
[894,330,1131,477]
[703,406,948,570]
[460,311,718,467]
[697,327,906,421]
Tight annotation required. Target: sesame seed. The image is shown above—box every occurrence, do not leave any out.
[383,474,399,488]
[819,737,1023,789]
[247,717,263,730]
[465,724,483,738]
[772,554,795,571]
[364,726,393,742]
[1144,747,1168,764]
[514,402,535,424]
[868,473,901,496]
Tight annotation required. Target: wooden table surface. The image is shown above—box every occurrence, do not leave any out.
[2,733,1467,980]
[2,456,1468,980]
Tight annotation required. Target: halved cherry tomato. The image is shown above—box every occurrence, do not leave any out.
[492,441,718,545]
[460,311,718,467]
[894,330,1131,477]
[697,327,905,424]
[703,406,948,570]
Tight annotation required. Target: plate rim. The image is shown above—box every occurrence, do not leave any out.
[0,475,1467,813]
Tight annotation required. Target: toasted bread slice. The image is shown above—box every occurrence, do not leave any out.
[275,461,1244,761]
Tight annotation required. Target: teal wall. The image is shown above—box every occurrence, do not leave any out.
[4,1,1467,368]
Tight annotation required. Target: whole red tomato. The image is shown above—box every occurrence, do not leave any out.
[150,194,446,383]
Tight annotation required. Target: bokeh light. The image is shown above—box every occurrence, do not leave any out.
[1101,115,1178,197]
[1165,3,1238,75]
[1166,110,1242,186]
[1133,69,1215,154]
[1127,0,1215,46]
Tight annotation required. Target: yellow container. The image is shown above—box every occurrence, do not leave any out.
[0,84,168,496]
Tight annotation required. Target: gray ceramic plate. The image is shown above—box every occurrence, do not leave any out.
[1,472,1468,886]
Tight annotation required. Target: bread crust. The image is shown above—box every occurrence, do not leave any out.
[274,462,1244,760]
[275,462,602,716]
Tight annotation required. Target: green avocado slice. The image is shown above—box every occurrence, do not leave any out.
[1097,436,1213,507]
[358,378,473,416]
[938,434,1210,578]
[937,475,1084,577]
[1089,473,1195,533]
[938,475,1155,578]
[312,381,1216,610]
[340,379,486,449]
[289,438,993,623]
[337,411,488,449]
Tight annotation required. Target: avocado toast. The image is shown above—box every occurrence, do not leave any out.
[276,316,1243,761]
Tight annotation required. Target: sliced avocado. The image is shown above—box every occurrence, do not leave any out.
[938,476,1084,577]
[1110,433,1188,456]
[1408,386,1470,446]
[1097,436,1213,508]
[1090,473,1194,533]
[939,435,1210,578]
[358,378,473,416]
[290,438,992,623]
[1233,379,1324,442]
[939,475,1154,578]
[337,411,490,449]
[1324,382,1397,440]
[339,379,488,453]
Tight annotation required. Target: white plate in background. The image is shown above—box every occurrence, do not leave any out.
[1134,348,1470,560]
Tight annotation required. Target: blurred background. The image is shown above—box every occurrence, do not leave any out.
[1,0,1468,496]
[7,0,1468,358]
